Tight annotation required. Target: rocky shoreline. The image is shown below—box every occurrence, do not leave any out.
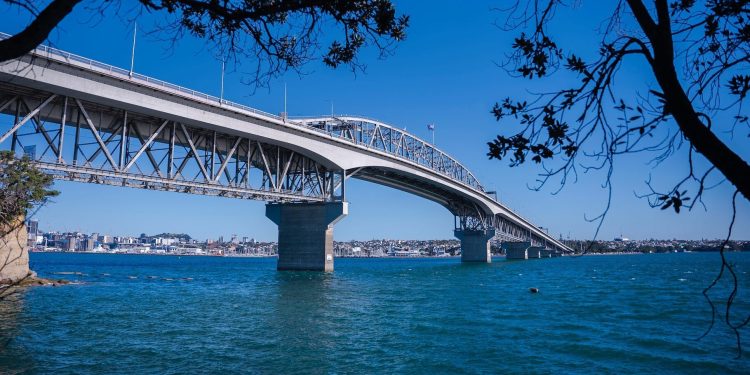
[1,271,72,290]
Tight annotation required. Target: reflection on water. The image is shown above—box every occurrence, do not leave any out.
[0,252,748,374]
[0,291,33,373]
[270,272,335,373]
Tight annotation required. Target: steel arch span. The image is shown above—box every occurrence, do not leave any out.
[0,33,573,256]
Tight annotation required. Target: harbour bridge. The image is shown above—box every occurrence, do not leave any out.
[0,34,573,271]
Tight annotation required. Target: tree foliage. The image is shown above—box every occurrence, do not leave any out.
[0,150,58,229]
[0,0,409,84]
[489,0,750,357]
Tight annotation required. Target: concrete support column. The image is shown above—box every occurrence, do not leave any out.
[266,202,348,272]
[454,229,495,263]
[528,246,543,259]
[503,241,531,260]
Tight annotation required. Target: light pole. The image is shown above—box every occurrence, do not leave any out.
[220,59,225,104]
[129,22,137,78]
[428,123,436,168]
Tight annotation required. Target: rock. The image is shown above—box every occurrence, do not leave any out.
[0,216,30,283]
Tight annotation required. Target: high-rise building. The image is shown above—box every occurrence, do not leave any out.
[84,237,95,251]
[26,220,38,236]
[65,236,76,252]
[26,220,39,247]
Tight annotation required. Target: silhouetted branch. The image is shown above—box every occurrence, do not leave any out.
[1,0,409,87]
[489,0,750,355]
[0,0,82,61]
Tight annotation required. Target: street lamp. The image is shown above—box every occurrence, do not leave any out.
[427,123,435,145]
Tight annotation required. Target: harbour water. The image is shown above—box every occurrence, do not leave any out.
[1,252,749,373]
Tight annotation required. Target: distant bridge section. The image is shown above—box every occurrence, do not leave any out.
[0,33,573,271]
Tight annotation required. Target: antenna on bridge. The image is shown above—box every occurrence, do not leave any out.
[129,22,137,78]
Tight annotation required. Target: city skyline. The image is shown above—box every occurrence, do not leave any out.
[2,1,748,242]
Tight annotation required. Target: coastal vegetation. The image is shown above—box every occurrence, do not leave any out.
[0,150,58,298]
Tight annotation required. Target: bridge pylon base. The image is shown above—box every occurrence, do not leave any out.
[455,229,495,263]
[266,202,348,272]
[503,242,531,260]
[528,246,544,258]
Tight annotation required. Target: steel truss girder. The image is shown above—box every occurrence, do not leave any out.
[0,88,344,203]
[298,117,483,192]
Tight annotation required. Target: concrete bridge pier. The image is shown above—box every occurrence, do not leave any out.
[266,202,348,272]
[503,242,531,260]
[540,249,552,258]
[528,246,544,259]
[454,229,495,263]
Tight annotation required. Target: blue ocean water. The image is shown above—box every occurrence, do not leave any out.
[1,252,749,374]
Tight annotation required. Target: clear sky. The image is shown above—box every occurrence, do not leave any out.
[1,1,748,241]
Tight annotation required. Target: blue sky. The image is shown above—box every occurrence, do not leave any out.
[2,1,748,241]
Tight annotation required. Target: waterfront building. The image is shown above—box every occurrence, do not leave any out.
[65,236,76,252]
[83,237,95,251]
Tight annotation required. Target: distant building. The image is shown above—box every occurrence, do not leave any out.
[154,237,177,246]
[26,220,38,236]
[26,220,39,247]
[83,237,95,251]
[65,236,76,252]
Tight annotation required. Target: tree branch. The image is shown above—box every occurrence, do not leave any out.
[0,0,82,62]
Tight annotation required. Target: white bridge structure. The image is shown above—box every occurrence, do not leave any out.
[0,35,573,271]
